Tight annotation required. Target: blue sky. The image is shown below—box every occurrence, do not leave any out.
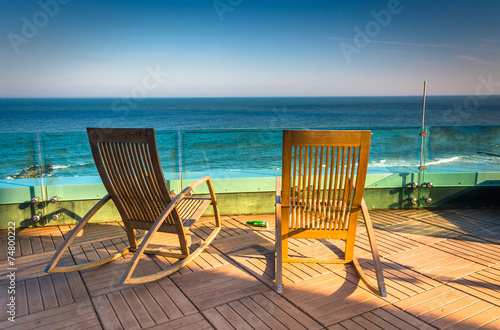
[1,0,499,97]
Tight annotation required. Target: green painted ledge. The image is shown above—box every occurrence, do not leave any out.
[1,169,499,229]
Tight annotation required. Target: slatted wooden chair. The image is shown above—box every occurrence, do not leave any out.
[275,130,386,296]
[45,128,221,284]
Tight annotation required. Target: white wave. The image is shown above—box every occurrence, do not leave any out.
[51,163,93,170]
[369,159,418,167]
[51,165,72,169]
[425,156,461,165]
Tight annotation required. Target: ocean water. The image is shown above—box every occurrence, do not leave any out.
[0,96,499,179]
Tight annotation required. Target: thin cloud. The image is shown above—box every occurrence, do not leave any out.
[413,60,440,66]
[454,55,491,65]
[330,37,457,49]
[482,39,500,43]
[330,37,498,52]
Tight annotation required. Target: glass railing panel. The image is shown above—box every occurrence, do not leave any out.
[155,130,181,183]
[181,127,422,176]
[37,130,180,178]
[39,132,97,178]
[365,127,422,173]
[0,133,39,180]
[427,126,500,172]
[181,129,282,178]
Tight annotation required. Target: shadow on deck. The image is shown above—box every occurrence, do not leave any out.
[1,207,499,329]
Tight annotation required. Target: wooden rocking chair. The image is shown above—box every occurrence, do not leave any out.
[275,130,386,296]
[45,128,221,284]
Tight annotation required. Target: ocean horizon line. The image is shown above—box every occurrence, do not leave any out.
[1,94,500,100]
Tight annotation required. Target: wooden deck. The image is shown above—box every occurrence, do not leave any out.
[1,208,500,329]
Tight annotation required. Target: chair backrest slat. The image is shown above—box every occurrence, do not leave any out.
[87,128,179,226]
[282,130,371,233]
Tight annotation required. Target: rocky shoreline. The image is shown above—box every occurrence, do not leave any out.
[9,165,54,179]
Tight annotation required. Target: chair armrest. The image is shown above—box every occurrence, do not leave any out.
[177,176,217,204]
[178,176,220,226]
[180,176,211,194]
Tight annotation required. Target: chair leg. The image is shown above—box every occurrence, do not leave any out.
[275,204,283,294]
[45,195,133,273]
[353,199,387,297]
[121,223,221,284]
[121,196,222,285]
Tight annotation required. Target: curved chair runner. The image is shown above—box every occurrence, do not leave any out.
[45,128,221,284]
[275,130,386,296]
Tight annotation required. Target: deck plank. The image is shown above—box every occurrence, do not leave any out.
[121,287,157,328]
[172,263,268,311]
[144,312,213,329]
[38,275,58,310]
[92,294,122,329]
[25,278,44,314]
[107,291,141,330]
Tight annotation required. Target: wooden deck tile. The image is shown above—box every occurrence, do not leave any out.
[308,288,388,326]
[202,291,322,330]
[415,211,497,235]
[344,259,441,303]
[121,287,158,328]
[145,313,212,329]
[393,284,500,328]
[427,298,500,329]
[227,253,275,288]
[81,254,161,297]
[331,304,436,330]
[386,245,485,282]
[156,245,229,277]
[0,272,89,321]
[450,208,500,224]
[429,235,500,266]
[468,224,500,244]
[0,226,63,259]
[388,208,452,220]
[380,219,462,245]
[447,265,500,306]
[0,299,100,330]
[393,284,457,311]
[171,263,268,311]
[283,271,388,326]
[92,276,198,329]
[283,272,347,301]
[0,249,76,284]
[355,228,423,257]
[364,210,413,228]
[212,231,274,256]
[288,238,345,259]
[63,221,134,245]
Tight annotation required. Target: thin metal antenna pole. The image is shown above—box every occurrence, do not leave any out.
[421,81,427,129]
[418,81,428,207]
[36,133,47,220]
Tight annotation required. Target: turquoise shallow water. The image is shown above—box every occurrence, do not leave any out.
[0,97,499,178]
